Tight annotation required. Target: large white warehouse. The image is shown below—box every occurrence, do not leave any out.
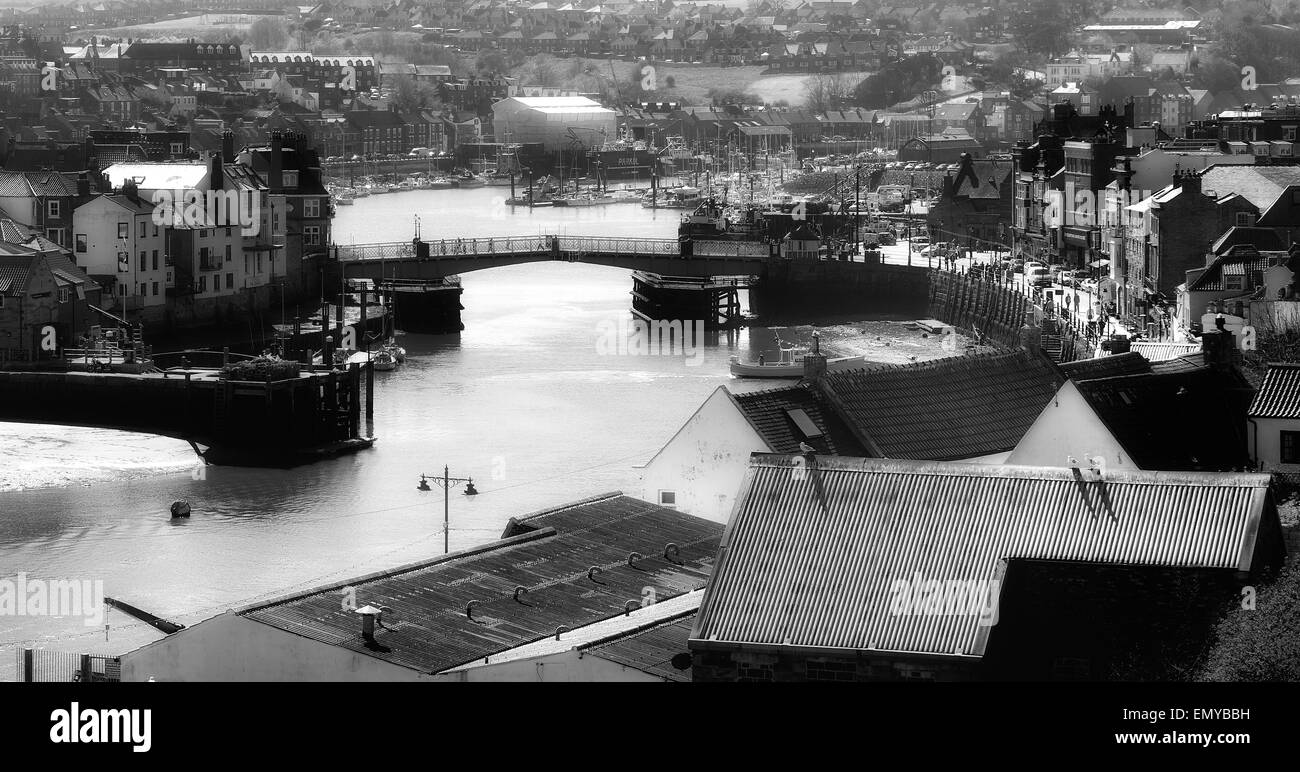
[491,96,617,151]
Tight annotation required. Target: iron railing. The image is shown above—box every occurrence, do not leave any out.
[17,649,121,682]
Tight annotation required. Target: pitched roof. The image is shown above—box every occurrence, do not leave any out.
[0,253,36,295]
[1199,165,1300,210]
[1072,369,1253,471]
[691,455,1278,658]
[1127,342,1205,362]
[731,384,868,455]
[814,350,1063,460]
[1248,362,1300,419]
[1058,351,1153,380]
[236,493,722,676]
[1187,246,1273,292]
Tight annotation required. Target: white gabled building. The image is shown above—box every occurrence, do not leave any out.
[72,191,169,312]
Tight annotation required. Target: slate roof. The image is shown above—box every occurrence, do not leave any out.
[237,493,722,676]
[731,384,867,455]
[447,589,701,681]
[1248,363,1300,419]
[813,350,1063,460]
[1127,342,1205,362]
[1199,165,1300,210]
[1187,247,1272,292]
[1058,351,1154,380]
[691,455,1279,658]
[1072,369,1253,471]
[1150,352,1207,373]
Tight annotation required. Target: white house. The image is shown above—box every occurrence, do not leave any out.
[1248,363,1300,472]
[72,192,169,310]
[642,349,1104,524]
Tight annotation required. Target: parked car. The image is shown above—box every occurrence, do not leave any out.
[875,232,896,246]
[910,236,931,252]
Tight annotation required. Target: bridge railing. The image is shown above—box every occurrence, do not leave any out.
[692,240,771,258]
[424,235,549,256]
[335,242,415,261]
[556,235,678,256]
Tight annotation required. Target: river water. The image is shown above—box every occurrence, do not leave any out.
[0,187,961,678]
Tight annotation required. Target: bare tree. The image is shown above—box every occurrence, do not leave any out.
[803,73,853,114]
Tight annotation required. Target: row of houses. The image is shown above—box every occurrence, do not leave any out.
[0,128,331,359]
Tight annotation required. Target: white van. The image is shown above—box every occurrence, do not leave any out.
[1025,263,1052,287]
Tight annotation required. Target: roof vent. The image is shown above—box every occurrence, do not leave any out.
[587,566,604,583]
[513,586,529,603]
[628,551,643,567]
[664,543,681,564]
[624,600,639,616]
[555,626,569,640]
[465,600,481,621]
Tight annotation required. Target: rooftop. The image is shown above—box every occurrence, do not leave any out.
[692,455,1277,658]
[235,493,722,676]
[1249,362,1300,419]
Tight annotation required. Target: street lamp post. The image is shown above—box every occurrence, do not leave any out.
[418,466,479,554]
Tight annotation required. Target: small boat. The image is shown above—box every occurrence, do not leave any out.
[429,177,454,189]
[352,187,370,198]
[335,193,354,205]
[553,193,615,207]
[372,350,398,371]
[728,349,868,378]
[382,339,406,363]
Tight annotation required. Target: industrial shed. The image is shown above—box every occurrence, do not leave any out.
[491,96,617,151]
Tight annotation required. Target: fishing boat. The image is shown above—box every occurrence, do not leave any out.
[728,348,868,378]
[429,177,454,189]
[454,172,485,188]
[335,192,354,205]
[643,186,703,209]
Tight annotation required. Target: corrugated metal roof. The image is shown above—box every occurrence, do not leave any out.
[815,350,1062,460]
[1128,342,1204,362]
[691,455,1275,658]
[1249,363,1300,418]
[239,493,722,675]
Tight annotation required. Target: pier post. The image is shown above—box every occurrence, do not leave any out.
[348,362,361,440]
[365,355,374,427]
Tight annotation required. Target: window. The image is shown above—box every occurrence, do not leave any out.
[140,251,147,271]
[75,234,87,253]
[140,283,147,296]
[46,228,64,245]
[47,200,60,218]
[153,223,158,236]
[1225,275,1244,291]
[170,142,184,154]
[118,222,128,239]
[658,490,676,507]
[199,275,207,292]
[304,198,321,218]
[152,250,159,271]
[225,227,232,237]
[58,287,69,303]
[1283,431,1300,464]
[152,282,159,296]
[1236,212,1256,227]
[138,220,146,238]
[1286,126,1297,141]
[283,171,299,188]
[304,225,321,245]
[226,273,234,289]
[225,245,232,262]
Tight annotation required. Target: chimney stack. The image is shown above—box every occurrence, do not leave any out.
[1201,315,1239,372]
[209,150,223,191]
[76,170,89,197]
[222,129,235,163]
[270,132,283,191]
[1020,310,1042,354]
[802,332,827,382]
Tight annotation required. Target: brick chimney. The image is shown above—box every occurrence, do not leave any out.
[209,150,223,190]
[269,132,283,191]
[1020,310,1042,354]
[221,129,235,163]
[1201,315,1239,372]
[802,332,827,382]
[76,171,89,197]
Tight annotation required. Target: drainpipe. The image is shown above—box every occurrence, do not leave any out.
[1247,416,1259,470]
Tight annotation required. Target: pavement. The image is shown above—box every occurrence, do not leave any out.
[837,236,1188,344]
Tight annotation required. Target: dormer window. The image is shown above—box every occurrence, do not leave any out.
[282,171,299,189]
